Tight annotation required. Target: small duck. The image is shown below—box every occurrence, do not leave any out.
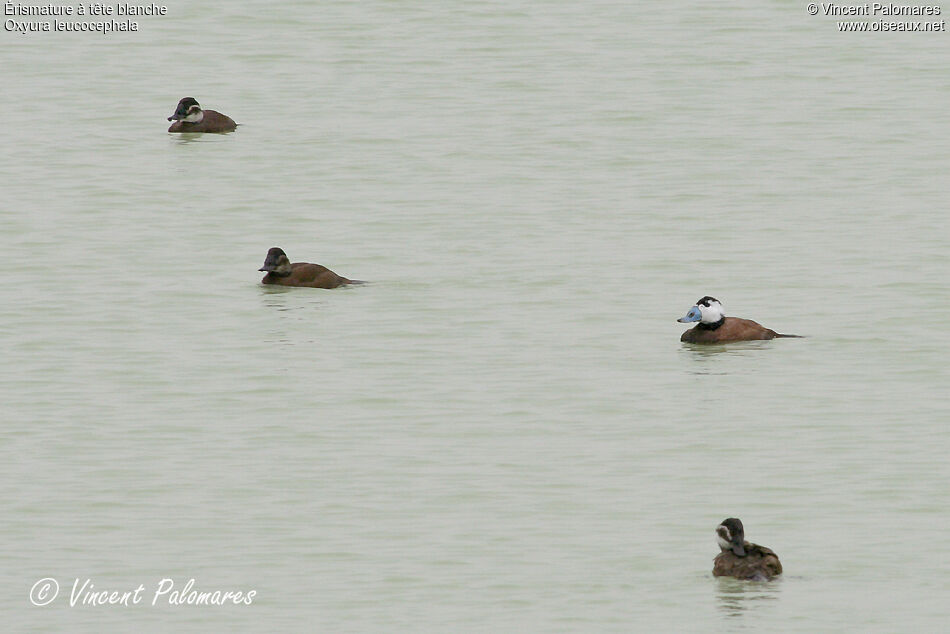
[677,296,801,343]
[167,97,237,133]
[258,247,362,289]
[713,518,782,581]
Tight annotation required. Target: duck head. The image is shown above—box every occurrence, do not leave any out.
[259,247,292,276]
[678,296,724,324]
[168,97,204,123]
[716,517,746,557]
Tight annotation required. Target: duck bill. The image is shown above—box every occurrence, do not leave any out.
[677,307,701,323]
[167,104,188,121]
[259,256,280,272]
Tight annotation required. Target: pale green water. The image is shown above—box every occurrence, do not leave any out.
[2,1,949,631]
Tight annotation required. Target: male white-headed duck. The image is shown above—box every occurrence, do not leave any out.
[167,97,237,133]
[258,247,363,289]
[713,517,782,581]
[677,296,801,344]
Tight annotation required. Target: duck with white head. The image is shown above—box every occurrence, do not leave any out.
[677,296,802,344]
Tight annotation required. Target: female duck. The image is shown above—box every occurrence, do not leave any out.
[713,518,782,581]
[167,97,237,133]
[258,247,361,289]
[677,296,801,343]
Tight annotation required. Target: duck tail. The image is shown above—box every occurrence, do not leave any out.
[344,279,367,285]
[774,333,804,338]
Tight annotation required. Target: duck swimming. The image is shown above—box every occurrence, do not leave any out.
[258,247,362,289]
[677,296,802,343]
[713,518,782,581]
[167,97,237,133]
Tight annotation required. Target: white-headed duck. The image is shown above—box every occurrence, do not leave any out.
[258,247,362,289]
[678,296,802,343]
[167,97,237,133]
[713,518,782,581]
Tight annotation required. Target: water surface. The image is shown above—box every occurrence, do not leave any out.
[2,1,948,631]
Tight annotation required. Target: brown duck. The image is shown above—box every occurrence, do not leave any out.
[678,296,802,343]
[258,247,362,289]
[167,97,237,133]
[713,518,782,581]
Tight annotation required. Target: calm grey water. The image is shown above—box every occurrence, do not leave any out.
[2,1,949,631]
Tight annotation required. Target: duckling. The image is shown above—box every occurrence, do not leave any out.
[713,518,782,581]
[678,296,802,343]
[258,247,361,289]
[167,97,237,133]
